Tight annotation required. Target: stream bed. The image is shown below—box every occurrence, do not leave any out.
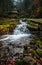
[0,19,32,54]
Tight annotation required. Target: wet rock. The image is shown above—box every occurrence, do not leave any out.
[0,42,3,47]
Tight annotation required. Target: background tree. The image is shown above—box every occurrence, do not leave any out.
[0,0,14,17]
[0,0,42,18]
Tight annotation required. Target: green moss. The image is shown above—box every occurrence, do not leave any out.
[34,40,42,45]
[27,19,42,24]
[36,40,42,45]
[0,19,19,29]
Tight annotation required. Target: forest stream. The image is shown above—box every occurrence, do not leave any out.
[0,19,32,54]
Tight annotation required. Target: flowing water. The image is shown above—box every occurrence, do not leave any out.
[0,19,32,54]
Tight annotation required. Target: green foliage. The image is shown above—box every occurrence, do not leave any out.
[16,59,24,65]
[35,40,42,45]
[31,50,39,58]
[37,50,42,57]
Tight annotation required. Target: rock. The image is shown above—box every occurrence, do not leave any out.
[0,42,3,47]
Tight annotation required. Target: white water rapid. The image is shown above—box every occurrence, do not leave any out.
[0,20,31,45]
